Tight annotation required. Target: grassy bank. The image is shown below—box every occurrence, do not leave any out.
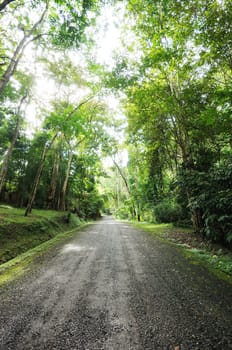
[131,222,232,283]
[0,224,88,287]
[0,206,82,264]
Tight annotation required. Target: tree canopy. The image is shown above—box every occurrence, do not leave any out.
[0,0,231,245]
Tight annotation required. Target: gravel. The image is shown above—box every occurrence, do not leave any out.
[0,216,231,350]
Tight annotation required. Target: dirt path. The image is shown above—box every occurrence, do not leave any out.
[0,216,231,350]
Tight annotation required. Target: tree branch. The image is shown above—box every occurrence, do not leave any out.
[0,3,48,96]
[112,158,131,195]
[0,0,15,12]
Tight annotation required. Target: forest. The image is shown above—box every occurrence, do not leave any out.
[0,0,232,247]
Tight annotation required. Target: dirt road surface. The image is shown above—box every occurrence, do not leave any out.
[0,217,231,350]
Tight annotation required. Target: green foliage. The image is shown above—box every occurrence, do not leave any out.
[153,200,182,224]
[103,0,232,248]
[179,158,232,245]
[1,0,232,251]
[114,204,131,220]
[189,249,232,277]
[49,0,100,49]
[77,189,103,219]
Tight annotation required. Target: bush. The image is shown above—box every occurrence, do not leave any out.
[153,201,182,223]
[178,158,232,245]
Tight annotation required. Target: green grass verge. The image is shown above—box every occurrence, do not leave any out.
[131,221,232,284]
[0,223,88,287]
[0,206,82,264]
[0,206,63,223]
[184,249,232,280]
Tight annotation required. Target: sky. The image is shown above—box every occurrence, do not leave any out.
[93,4,125,66]
[23,4,124,121]
[22,3,128,166]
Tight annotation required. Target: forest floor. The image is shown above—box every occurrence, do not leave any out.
[0,216,231,350]
[132,222,232,279]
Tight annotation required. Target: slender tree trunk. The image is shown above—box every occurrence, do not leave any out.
[180,142,203,232]
[0,118,20,194]
[24,145,47,216]
[25,133,57,216]
[58,136,86,211]
[112,159,130,194]
[46,151,60,209]
[59,151,74,211]
[0,5,47,96]
[0,94,27,195]
[112,158,137,218]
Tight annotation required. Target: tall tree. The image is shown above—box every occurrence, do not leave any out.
[105,0,232,242]
[0,94,27,194]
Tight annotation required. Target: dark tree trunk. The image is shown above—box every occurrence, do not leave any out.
[24,145,47,216]
[0,95,27,194]
[0,0,15,11]
[25,133,57,216]
[46,151,60,209]
[59,151,73,211]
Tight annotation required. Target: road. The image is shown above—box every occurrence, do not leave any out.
[0,217,231,350]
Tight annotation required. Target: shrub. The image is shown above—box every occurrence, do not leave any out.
[114,206,130,220]
[178,158,232,245]
[153,201,182,224]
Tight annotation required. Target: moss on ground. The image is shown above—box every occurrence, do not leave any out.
[131,221,232,283]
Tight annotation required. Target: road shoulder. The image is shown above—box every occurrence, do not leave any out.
[129,221,232,285]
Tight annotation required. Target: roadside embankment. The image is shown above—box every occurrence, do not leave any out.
[0,206,87,286]
[0,206,83,264]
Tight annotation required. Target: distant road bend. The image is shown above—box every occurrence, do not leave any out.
[0,216,231,350]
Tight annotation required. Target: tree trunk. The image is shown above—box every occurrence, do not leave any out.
[180,145,203,232]
[0,0,15,11]
[24,133,57,216]
[112,158,137,218]
[0,5,47,96]
[46,151,60,209]
[164,71,204,232]
[59,151,73,211]
[0,119,20,194]
[24,144,47,216]
[112,158,130,195]
[0,94,27,194]
[58,135,87,212]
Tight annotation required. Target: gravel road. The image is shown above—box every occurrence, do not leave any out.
[0,216,231,350]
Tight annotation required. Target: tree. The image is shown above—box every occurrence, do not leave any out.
[0,0,105,97]
[0,0,15,12]
[104,0,232,243]
[0,94,27,194]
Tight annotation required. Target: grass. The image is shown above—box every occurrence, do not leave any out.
[0,224,88,287]
[0,205,83,264]
[185,248,232,276]
[0,206,64,224]
[131,221,232,283]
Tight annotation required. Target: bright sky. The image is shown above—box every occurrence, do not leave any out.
[22,3,128,166]
[94,4,125,66]
[23,4,124,120]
